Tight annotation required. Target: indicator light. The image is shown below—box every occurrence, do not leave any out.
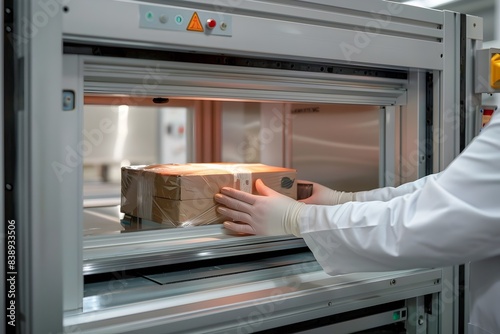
[175,15,183,25]
[393,311,400,321]
[206,19,217,29]
[145,11,154,21]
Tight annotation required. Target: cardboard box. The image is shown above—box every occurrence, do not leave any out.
[121,163,297,227]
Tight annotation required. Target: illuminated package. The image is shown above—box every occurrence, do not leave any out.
[121,163,297,227]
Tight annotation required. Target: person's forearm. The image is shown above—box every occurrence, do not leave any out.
[299,178,500,275]
[355,172,441,202]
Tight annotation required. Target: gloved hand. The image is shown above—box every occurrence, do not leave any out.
[214,179,305,237]
[298,180,356,205]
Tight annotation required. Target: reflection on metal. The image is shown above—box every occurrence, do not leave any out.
[68,265,442,333]
[83,206,124,236]
[83,223,307,275]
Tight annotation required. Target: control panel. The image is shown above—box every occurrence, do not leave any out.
[139,5,233,37]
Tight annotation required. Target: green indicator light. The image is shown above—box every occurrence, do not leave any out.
[146,12,154,21]
[393,311,401,321]
[175,15,183,24]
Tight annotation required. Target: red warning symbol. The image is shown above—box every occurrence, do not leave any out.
[187,12,204,32]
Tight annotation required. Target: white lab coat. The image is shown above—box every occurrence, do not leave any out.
[299,111,500,333]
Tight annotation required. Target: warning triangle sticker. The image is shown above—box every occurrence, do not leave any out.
[187,12,204,32]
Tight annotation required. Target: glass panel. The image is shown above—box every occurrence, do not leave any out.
[82,98,195,236]
[83,104,192,198]
[82,105,159,189]
[291,103,380,192]
[221,101,262,163]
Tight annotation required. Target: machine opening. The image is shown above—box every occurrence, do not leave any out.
[82,94,380,237]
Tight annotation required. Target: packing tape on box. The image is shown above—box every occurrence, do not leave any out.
[235,172,252,193]
[137,171,154,218]
[197,163,252,193]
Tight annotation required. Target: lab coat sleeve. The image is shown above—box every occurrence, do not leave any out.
[299,112,500,275]
[355,173,442,202]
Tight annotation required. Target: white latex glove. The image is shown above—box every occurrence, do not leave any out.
[214,179,305,236]
[298,180,356,205]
